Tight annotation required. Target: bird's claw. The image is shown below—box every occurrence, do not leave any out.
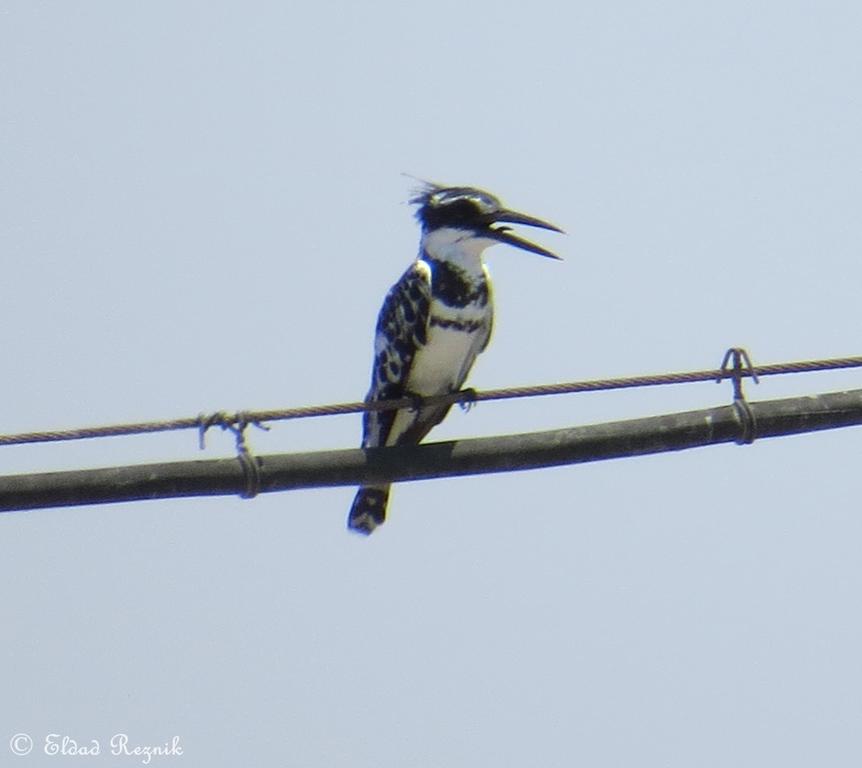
[405,392,425,413]
[459,387,478,413]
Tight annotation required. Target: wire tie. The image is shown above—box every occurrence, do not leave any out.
[717,347,759,400]
[197,411,265,496]
[197,411,232,450]
[732,399,758,445]
[230,412,262,499]
[717,348,759,444]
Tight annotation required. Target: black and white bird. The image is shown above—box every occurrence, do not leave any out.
[348,182,563,534]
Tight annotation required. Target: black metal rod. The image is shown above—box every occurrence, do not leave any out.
[1,388,861,512]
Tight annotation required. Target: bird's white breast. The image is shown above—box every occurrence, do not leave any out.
[406,300,488,395]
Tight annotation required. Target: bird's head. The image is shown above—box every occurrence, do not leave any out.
[410,183,564,260]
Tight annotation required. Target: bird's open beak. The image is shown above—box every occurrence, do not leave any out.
[481,209,564,259]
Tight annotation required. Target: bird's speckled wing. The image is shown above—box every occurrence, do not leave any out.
[362,260,432,448]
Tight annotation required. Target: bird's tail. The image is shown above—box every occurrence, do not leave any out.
[347,485,391,535]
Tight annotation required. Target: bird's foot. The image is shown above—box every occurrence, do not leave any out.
[458,387,478,413]
[404,391,426,413]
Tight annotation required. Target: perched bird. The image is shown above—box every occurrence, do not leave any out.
[348,182,563,534]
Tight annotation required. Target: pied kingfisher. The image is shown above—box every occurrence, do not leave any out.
[348,182,563,534]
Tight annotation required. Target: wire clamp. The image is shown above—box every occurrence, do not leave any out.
[717,347,759,444]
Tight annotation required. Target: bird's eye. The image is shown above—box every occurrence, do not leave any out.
[457,199,480,213]
[446,199,484,223]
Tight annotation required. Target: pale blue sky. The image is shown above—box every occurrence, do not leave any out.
[3,1,862,766]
